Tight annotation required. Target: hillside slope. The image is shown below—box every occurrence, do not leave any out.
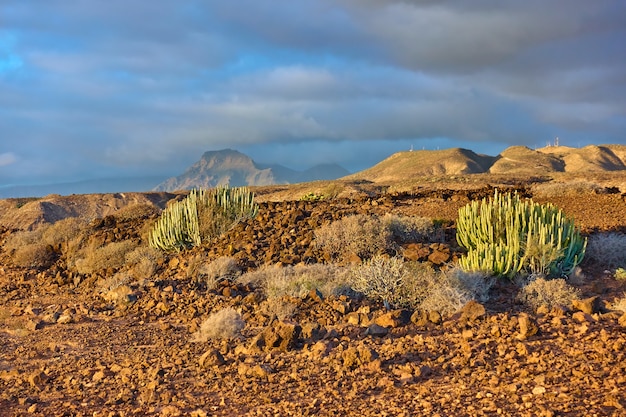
[344,148,496,182]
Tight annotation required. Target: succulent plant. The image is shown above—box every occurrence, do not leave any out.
[457,190,586,278]
[149,186,258,252]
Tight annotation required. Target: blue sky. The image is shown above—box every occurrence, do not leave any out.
[1,0,625,188]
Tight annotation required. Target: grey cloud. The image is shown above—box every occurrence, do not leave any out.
[0,0,623,187]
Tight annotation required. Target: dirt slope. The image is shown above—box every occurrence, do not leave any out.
[538,145,626,172]
[1,182,626,416]
[344,148,496,182]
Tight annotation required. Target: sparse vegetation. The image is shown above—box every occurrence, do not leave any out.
[586,232,626,269]
[4,218,88,268]
[192,308,245,342]
[516,277,581,311]
[457,190,586,278]
[314,214,393,262]
[348,256,493,314]
[239,263,349,299]
[195,256,241,289]
[75,240,138,275]
[382,213,439,243]
[124,246,162,281]
[149,186,258,251]
[611,293,626,312]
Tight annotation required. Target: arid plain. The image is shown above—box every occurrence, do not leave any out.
[1,145,626,416]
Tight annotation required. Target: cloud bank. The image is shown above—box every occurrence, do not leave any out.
[1,0,624,186]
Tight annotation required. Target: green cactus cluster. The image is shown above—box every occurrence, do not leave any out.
[456,190,586,278]
[149,186,258,252]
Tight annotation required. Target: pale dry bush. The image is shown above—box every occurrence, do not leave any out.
[516,277,581,311]
[4,227,54,268]
[42,217,86,247]
[258,298,298,321]
[382,214,438,243]
[6,218,88,268]
[113,203,159,222]
[586,232,626,269]
[124,246,162,280]
[201,256,241,288]
[239,263,350,299]
[314,214,393,262]
[532,181,605,198]
[186,255,240,288]
[192,308,244,342]
[75,240,138,275]
[11,243,56,268]
[610,293,626,312]
[348,257,493,315]
[348,256,406,307]
[403,263,493,315]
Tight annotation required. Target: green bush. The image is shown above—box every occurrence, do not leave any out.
[457,190,586,279]
[148,186,258,252]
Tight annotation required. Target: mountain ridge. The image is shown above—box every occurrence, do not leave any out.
[153,149,350,191]
[347,144,626,182]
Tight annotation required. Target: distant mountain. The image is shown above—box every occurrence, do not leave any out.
[345,145,626,183]
[153,149,350,191]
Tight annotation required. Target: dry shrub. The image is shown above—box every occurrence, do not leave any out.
[192,308,244,342]
[348,256,406,307]
[586,232,626,269]
[532,181,605,198]
[11,244,56,268]
[4,228,46,253]
[348,257,493,315]
[5,218,89,268]
[611,294,626,312]
[113,203,159,222]
[185,255,240,288]
[516,277,581,311]
[418,268,493,316]
[201,256,241,288]
[258,298,298,321]
[42,217,86,248]
[4,227,55,268]
[314,214,393,262]
[124,246,162,280]
[75,240,138,275]
[239,263,349,299]
[382,214,438,243]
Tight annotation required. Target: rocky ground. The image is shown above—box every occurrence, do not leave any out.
[1,184,626,416]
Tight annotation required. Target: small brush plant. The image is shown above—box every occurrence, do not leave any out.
[456,190,586,279]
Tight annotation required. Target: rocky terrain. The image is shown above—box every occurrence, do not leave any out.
[1,172,626,416]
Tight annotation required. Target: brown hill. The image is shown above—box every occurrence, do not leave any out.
[538,145,626,172]
[344,148,496,182]
[0,192,174,231]
[488,146,565,174]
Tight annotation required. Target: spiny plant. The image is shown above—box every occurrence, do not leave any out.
[456,190,586,279]
[149,186,258,252]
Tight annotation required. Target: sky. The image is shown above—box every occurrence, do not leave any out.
[1,0,625,191]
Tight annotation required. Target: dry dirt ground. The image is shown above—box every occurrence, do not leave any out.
[1,180,626,416]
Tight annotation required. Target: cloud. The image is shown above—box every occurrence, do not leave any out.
[0,0,624,186]
[0,152,17,167]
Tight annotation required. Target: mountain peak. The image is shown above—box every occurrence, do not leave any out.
[153,149,349,191]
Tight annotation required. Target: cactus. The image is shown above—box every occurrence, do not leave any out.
[149,186,258,252]
[457,190,586,278]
